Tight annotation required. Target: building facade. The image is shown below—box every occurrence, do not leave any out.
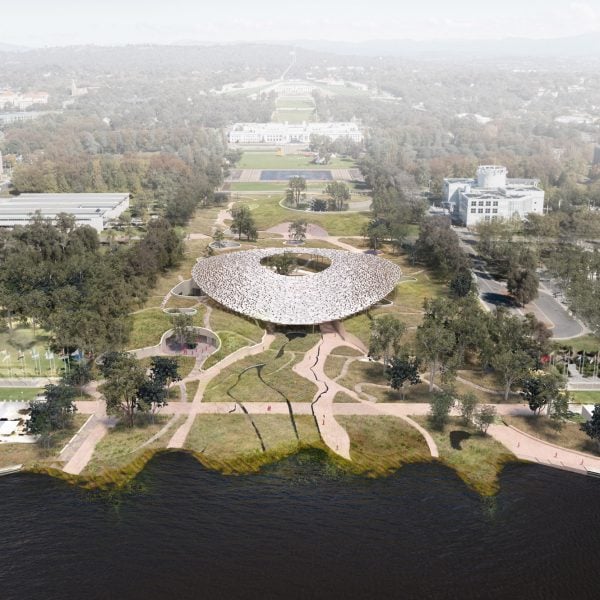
[229,121,363,145]
[0,193,130,232]
[444,165,545,227]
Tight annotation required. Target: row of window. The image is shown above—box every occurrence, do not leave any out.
[471,200,499,207]
[470,208,499,214]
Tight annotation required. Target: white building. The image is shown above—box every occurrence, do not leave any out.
[0,90,49,110]
[444,165,545,227]
[229,121,363,145]
[0,193,130,232]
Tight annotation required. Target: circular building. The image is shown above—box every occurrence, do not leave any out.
[191,248,402,326]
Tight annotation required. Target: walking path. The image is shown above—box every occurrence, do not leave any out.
[167,331,277,449]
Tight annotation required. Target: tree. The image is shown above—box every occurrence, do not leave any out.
[172,313,195,347]
[28,383,78,446]
[521,369,564,415]
[459,392,479,425]
[507,266,539,306]
[324,181,350,211]
[473,405,497,434]
[429,389,454,430]
[449,267,474,298]
[312,198,327,212]
[288,177,307,207]
[136,378,168,420]
[100,352,147,427]
[581,404,600,450]
[212,228,225,248]
[270,252,296,275]
[549,391,570,429]
[361,219,389,251]
[150,356,181,387]
[288,219,308,243]
[369,315,407,373]
[416,299,457,391]
[386,355,421,399]
[229,205,257,241]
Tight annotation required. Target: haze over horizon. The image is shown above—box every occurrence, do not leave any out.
[3,0,600,48]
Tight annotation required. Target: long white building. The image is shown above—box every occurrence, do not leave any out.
[229,121,363,145]
[444,166,544,227]
[0,193,130,232]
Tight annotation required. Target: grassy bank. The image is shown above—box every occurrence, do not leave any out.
[413,416,515,496]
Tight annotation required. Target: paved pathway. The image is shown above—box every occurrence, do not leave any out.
[167,331,277,449]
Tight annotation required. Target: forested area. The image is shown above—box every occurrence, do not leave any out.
[0,215,183,355]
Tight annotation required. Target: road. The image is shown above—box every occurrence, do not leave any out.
[456,229,585,339]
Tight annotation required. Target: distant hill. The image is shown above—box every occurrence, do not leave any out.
[0,42,29,52]
[289,33,600,59]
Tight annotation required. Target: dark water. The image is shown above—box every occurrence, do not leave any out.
[1,452,599,600]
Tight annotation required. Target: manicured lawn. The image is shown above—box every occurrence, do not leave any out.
[504,414,600,456]
[0,413,88,469]
[338,415,430,475]
[555,334,600,354]
[0,387,44,401]
[324,355,348,380]
[414,416,514,496]
[272,109,316,123]
[275,98,315,109]
[333,391,359,403]
[184,414,321,472]
[571,391,600,404]
[208,306,264,343]
[233,196,369,236]
[204,335,318,403]
[237,152,356,170]
[126,309,172,350]
[203,332,250,370]
[83,415,183,475]
[185,380,200,402]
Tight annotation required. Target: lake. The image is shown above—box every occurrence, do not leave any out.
[1,451,598,600]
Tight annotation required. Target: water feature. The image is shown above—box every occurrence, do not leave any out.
[1,452,599,599]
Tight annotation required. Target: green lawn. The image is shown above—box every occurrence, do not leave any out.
[0,387,44,401]
[571,391,600,404]
[237,152,356,170]
[414,416,514,496]
[338,415,431,475]
[233,196,369,236]
[229,182,327,192]
[204,334,318,403]
[126,309,172,350]
[184,413,321,472]
[272,109,316,123]
[275,98,315,109]
[555,334,600,354]
[83,415,183,475]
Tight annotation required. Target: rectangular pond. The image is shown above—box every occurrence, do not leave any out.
[260,169,333,181]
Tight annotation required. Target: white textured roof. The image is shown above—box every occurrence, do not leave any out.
[192,248,402,325]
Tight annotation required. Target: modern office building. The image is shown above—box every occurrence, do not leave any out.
[0,193,130,232]
[444,165,545,226]
[229,121,363,145]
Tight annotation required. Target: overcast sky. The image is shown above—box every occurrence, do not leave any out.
[3,0,600,47]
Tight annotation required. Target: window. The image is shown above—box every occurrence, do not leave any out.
[485,208,491,213]
[470,208,476,213]
[492,208,498,214]
[493,201,498,206]
[471,201,477,206]
[485,201,491,206]
[478,208,484,213]
[484,215,491,221]
[478,201,484,206]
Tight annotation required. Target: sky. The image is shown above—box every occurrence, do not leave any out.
[2,0,600,47]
